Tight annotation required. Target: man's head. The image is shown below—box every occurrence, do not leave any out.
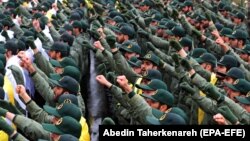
[115,25,135,43]
[42,116,82,138]
[50,76,80,100]
[120,41,141,60]
[196,53,217,72]
[49,42,69,60]
[142,89,174,111]
[138,52,159,74]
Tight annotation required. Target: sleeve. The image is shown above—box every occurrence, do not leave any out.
[31,72,56,107]
[34,52,55,76]
[113,51,140,84]
[26,100,53,123]
[13,115,50,140]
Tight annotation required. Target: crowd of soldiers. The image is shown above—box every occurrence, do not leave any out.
[0,0,249,141]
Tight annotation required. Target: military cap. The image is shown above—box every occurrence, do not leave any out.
[235,94,250,105]
[59,134,79,141]
[215,23,224,31]
[4,39,18,54]
[157,21,168,29]
[50,42,68,53]
[17,40,26,51]
[196,53,217,68]
[240,44,250,54]
[166,26,185,37]
[218,2,226,11]
[233,11,245,21]
[222,5,232,12]
[0,44,6,54]
[128,56,142,68]
[72,21,82,29]
[117,25,135,39]
[60,57,77,68]
[220,27,233,36]
[6,2,16,9]
[195,15,207,22]
[23,30,36,38]
[138,52,160,66]
[44,103,81,121]
[113,16,124,23]
[108,11,122,19]
[225,79,250,94]
[63,24,73,31]
[226,29,247,40]
[50,66,81,82]
[50,59,62,68]
[146,112,186,125]
[80,20,89,32]
[170,107,188,123]
[139,0,154,7]
[142,89,174,106]
[217,55,238,69]
[152,13,163,22]
[226,67,245,80]
[58,94,79,106]
[142,69,162,80]
[180,0,193,8]
[33,12,43,19]
[60,33,74,46]
[102,117,115,125]
[120,41,141,55]
[136,79,168,91]
[1,19,14,27]
[42,116,82,138]
[165,21,177,29]
[179,37,192,49]
[70,12,81,21]
[50,76,80,94]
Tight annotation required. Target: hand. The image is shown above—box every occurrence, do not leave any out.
[213,113,228,125]
[96,75,112,88]
[105,35,116,49]
[211,30,220,39]
[93,41,104,51]
[180,82,196,95]
[88,29,101,41]
[16,85,27,98]
[26,36,37,49]
[180,59,193,71]
[169,40,182,51]
[137,28,149,39]
[116,75,131,93]
[218,106,239,125]
[215,38,225,46]
[146,42,156,51]
[0,118,15,136]
[171,53,180,67]
[18,51,34,72]
[82,40,97,52]
[0,107,8,117]
[0,100,22,115]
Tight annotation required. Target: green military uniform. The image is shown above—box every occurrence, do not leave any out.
[13,115,50,140]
